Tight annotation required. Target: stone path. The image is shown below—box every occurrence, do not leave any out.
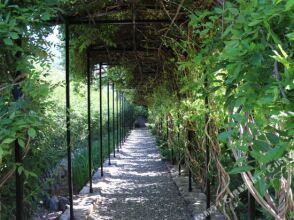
[69,128,193,220]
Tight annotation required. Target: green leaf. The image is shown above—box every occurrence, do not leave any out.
[248,19,262,26]
[3,38,13,46]
[236,144,249,152]
[214,7,223,14]
[266,133,279,145]
[18,138,25,148]
[256,178,267,196]
[250,150,263,161]
[24,170,37,178]
[28,128,37,138]
[0,148,3,160]
[259,96,273,104]
[2,138,15,144]
[229,165,254,174]
[234,156,247,166]
[253,140,271,152]
[286,32,294,41]
[9,32,19,40]
[231,113,243,123]
[17,166,24,175]
[286,0,294,11]
[260,145,285,163]
[41,12,50,21]
[218,130,233,142]
[234,97,246,107]
[271,178,280,191]
[228,7,239,16]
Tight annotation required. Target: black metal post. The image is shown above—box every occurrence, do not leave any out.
[248,192,256,220]
[15,134,23,220]
[119,93,121,146]
[178,112,181,176]
[112,82,116,157]
[166,115,169,141]
[87,52,93,193]
[119,92,121,147]
[160,117,163,136]
[120,93,123,146]
[127,100,130,130]
[14,38,23,220]
[122,96,126,142]
[187,129,193,192]
[107,79,111,165]
[166,115,171,163]
[204,77,211,220]
[99,64,103,177]
[124,96,127,141]
[65,21,74,219]
[116,90,119,152]
[125,99,128,132]
[188,169,192,192]
[122,95,124,142]
[248,154,256,219]
[126,98,128,137]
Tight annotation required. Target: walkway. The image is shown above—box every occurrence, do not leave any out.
[70,128,193,220]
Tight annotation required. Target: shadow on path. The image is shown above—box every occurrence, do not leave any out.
[89,128,193,220]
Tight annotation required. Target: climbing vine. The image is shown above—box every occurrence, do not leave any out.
[0,0,293,219]
[148,1,294,219]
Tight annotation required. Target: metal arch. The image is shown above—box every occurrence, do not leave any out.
[50,18,186,25]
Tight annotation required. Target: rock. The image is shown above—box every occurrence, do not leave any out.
[49,196,59,212]
[59,209,70,220]
[58,197,69,212]
[79,186,90,195]
[46,211,63,220]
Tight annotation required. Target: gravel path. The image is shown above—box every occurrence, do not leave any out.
[91,128,193,220]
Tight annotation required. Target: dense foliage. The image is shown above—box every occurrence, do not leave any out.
[0,0,293,219]
[0,1,133,218]
[147,1,294,219]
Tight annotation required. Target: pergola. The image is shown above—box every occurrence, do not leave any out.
[58,0,191,95]
[14,1,226,219]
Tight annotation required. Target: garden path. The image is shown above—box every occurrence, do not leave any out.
[81,128,193,220]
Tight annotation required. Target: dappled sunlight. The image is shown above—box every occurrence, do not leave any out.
[72,128,193,220]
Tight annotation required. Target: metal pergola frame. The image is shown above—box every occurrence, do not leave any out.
[13,1,256,219]
[50,18,186,25]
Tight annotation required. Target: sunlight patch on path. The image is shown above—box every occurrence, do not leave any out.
[63,128,193,220]
[91,128,192,220]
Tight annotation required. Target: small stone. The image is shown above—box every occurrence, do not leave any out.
[49,195,59,212]
[59,209,70,220]
[79,186,90,194]
[46,211,62,220]
[58,197,69,212]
